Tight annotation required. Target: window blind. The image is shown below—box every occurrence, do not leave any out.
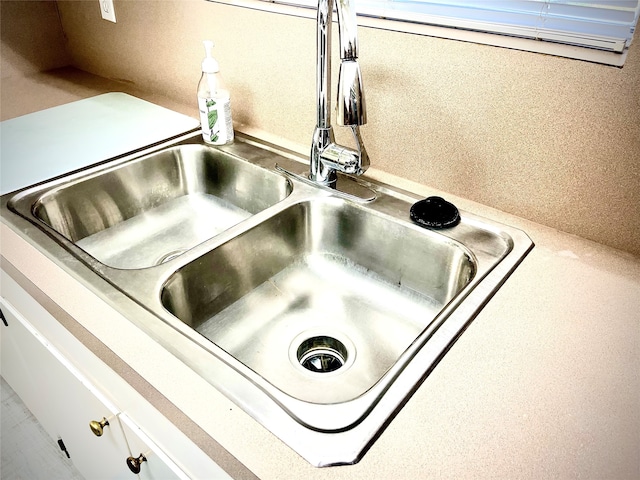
[355,1,640,54]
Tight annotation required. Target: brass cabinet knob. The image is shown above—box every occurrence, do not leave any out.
[126,453,147,474]
[89,417,110,437]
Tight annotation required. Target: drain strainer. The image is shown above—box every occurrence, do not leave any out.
[297,336,348,373]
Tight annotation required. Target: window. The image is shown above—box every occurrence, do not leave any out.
[211,0,640,66]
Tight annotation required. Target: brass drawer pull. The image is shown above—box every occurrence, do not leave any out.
[89,417,109,437]
[126,453,147,474]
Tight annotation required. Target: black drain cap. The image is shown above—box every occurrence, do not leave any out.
[410,196,460,229]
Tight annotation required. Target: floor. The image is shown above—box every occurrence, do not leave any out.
[1,376,85,480]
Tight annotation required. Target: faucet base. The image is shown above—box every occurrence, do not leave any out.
[275,164,376,203]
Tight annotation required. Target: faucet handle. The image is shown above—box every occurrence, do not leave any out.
[337,60,367,126]
[319,126,369,176]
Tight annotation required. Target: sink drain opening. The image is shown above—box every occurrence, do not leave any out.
[297,336,348,373]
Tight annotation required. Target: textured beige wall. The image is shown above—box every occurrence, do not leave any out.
[1,1,70,79]
[53,1,640,256]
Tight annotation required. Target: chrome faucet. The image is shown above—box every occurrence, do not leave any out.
[310,0,369,187]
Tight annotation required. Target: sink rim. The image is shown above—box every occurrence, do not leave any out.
[0,132,534,467]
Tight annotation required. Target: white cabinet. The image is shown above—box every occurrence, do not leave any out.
[1,297,135,479]
[0,269,215,480]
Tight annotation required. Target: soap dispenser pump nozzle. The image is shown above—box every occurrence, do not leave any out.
[201,40,219,74]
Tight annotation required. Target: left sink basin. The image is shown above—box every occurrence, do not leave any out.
[10,144,292,269]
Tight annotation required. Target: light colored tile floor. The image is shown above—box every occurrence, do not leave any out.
[1,376,85,480]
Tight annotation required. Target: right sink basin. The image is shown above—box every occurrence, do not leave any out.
[161,197,476,406]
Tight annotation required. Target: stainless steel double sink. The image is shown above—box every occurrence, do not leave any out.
[4,133,533,466]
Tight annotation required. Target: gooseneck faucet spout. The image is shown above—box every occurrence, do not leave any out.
[310,0,369,187]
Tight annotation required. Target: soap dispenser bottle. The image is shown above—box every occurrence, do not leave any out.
[197,40,234,145]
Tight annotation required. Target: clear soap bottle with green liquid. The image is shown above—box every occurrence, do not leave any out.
[197,40,234,145]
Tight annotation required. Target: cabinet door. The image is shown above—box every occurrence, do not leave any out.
[0,297,134,479]
[1,297,60,439]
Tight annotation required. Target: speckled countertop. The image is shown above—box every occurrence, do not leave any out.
[2,68,639,479]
